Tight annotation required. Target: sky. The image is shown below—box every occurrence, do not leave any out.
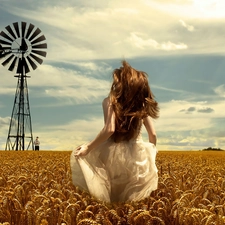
[0,0,225,151]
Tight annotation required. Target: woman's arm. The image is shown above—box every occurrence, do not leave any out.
[143,116,157,145]
[74,97,115,157]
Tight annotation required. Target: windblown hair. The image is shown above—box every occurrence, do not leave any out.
[110,60,159,142]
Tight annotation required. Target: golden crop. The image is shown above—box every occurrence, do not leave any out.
[0,150,225,225]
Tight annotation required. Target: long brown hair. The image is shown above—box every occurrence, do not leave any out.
[110,60,159,142]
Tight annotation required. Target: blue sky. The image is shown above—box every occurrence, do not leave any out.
[0,0,225,151]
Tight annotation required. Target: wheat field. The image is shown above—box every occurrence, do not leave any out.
[0,150,225,225]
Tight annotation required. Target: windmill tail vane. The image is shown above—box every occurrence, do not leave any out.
[0,21,47,150]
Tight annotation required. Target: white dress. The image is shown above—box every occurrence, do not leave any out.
[70,130,158,203]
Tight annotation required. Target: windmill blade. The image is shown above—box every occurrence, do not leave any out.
[13,22,20,38]
[32,43,47,49]
[31,35,46,45]
[21,22,26,38]
[29,28,41,42]
[0,51,11,59]
[0,44,4,55]
[26,55,37,70]
[0,42,11,52]
[29,53,43,65]
[2,54,14,66]
[0,38,12,46]
[8,57,18,71]
[5,25,17,39]
[31,49,47,57]
[0,46,11,51]
[25,23,35,39]
[0,31,13,42]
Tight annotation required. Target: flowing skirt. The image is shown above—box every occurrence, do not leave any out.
[70,139,158,203]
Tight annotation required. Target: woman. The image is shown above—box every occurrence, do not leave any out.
[70,60,159,203]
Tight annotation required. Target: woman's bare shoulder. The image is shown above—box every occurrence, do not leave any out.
[102,97,110,106]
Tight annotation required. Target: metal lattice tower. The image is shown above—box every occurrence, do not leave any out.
[6,73,33,150]
[0,22,47,150]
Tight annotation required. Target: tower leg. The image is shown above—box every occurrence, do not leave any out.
[5,74,34,150]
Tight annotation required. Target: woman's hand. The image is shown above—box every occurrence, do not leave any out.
[74,144,90,158]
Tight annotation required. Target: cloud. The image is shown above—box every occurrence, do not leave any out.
[197,107,214,113]
[44,85,108,105]
[156,130,219,150]
[156,124,225,150]
[150,0,192,4]
[187,106,196,112]
[179,19,195,31]
[40,66,109,104]
[0,63,111,104]
[0,87,15,95]
[153,97,225,150]
[192,0,225,18]
[72,62,113,77]
[17,64,111,104]
[34,116,104,150]
[33,64,110,87]
[0,117,10,126]
[1,0,225,61]
[214,84,225,98]
[153,85,185,93]
[179,106,214,114]
[0,116,11,149]
[179,106,196,114]
[129,33,188,51]
[148,0,225,19]
[158,99,222,127]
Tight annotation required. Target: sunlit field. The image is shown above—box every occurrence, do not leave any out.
[0,150,225,225]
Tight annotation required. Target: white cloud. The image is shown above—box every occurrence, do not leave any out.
[0,87,15,95]
[155,99,224,131]
[161,41,187,51]
[0,116,10,126]
[35,117,104,150]
[35,65,110,104]
[153,85,184,93]
[214,84,225,98]
[1,0,225,61]
[30,64,110,87]
[192,0,225,18]
[0,62,111,105]
[72,62,113,76]
[179,19,195,31]
[44,85,108,105]
[148,0,225,18]
[129,33,187,51]
[0,116,11,149]
[152,97,225,150]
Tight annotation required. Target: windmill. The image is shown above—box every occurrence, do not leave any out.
[0,22,47,150]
